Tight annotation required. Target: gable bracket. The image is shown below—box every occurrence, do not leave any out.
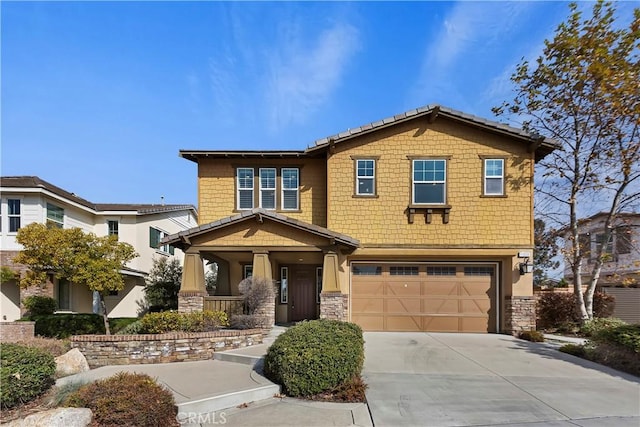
[427,106,440,124]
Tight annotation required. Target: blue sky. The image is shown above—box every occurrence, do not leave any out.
[2,1,632,207]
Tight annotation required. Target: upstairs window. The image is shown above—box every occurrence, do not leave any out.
[356,159,376,196]
[595,233,614,257]
[259,168,276,210]
[108,220,119,238]
[281,168,299,210]
[616,226,632,255]
[413,159,446,205]
[237,168,254,210]
[484,159,505,196]
[8,199,21,232]
[46,203,64,229]
[149,227,174,255]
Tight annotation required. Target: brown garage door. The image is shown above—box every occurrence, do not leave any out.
[351,264,496,333]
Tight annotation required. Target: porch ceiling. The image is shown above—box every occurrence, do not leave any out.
[161,208,359,250]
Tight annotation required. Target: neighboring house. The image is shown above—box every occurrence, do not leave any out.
[563,212,639,286]
[563,212,640,324]
[0,176,197,321]
[163,105,557,334]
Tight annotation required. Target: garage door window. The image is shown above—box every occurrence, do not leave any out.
[390,266,419,275]
[427,266,456,276]
[464,266,494,276]
[352,265,382,275]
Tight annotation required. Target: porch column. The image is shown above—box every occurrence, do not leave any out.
[320,251,348,321]
[178,251,206,313]
[252,251,273,281]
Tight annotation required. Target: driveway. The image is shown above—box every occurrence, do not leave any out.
[363,332,640,426]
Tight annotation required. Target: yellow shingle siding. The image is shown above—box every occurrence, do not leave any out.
[198,158,327,227]
[327,118,534,246]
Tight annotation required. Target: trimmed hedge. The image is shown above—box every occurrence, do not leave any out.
[22,295,57,316]
[32,314,105,338]
[66,372,177,426]
[138,310,228,334]
[1,343,56,409]
[263,319,364,397]
[109,317,139,334]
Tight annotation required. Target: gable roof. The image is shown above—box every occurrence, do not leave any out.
[0,176,197,217]
[161,208,360,249]
[180,104,559,162]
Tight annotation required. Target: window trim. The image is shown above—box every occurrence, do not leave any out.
[107,220,119,238]
[149,226,174,255]
[280,267,288,304]
[243,264,253,280]
[481,157,506,197]
[236,167,255,210]
[316,267,323,304]
[7,198,22,234]
[411,158,447,205]
[352,157,379,197]
[259,168,277,210]
[46,202,64,229]
[281,168,300,211]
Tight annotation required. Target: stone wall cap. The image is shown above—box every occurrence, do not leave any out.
[70,329,263,342]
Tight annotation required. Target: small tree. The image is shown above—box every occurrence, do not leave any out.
[534,218,560,286]
[144,257,182,311]
[15,223,137,334]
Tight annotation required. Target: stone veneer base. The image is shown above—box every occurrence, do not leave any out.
[504,296,536,334]
[70,329,266,368]
[320,292,349,321]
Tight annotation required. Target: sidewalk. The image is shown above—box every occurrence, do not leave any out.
[57,327,373,427]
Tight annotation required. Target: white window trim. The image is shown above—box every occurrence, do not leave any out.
[280,266,288,304]
[237,168,255,210]
[150,226,173,255]
[107,219,119,237]
[46,202,65,228]
[6,197,23,234]
[281,168,299,211]
[356,159,375,196]
[259,168,277,210]
[484,158,505,196]
[412,159,447,205]
[244,264,253,280]
[316,267,323,304]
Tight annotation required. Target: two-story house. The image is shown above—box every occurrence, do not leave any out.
[163,105,556,334]
[0,176,197,321]
[563,212,639,323]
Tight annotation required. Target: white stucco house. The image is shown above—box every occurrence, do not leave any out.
[0,176,197,321]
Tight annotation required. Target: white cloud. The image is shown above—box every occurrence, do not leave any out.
[266,22,360,131]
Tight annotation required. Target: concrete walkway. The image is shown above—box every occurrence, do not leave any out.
[363,332,640,427]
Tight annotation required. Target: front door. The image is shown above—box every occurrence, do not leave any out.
[289,265,318,321]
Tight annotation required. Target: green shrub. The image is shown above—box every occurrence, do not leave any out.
[263,319,364,397]
[109,317,139,334]
[115,319,143,335]
[138,310,228,334]
[22,295,57,316]
[589,323,640,353]
[586,340,640,376]
[518,330,545,342]
[33,314,105,338]
[559,343,587,357]
[0,343,56,409]
[580,317,628,337]
[537,291,616,330]
[65,372,177,426]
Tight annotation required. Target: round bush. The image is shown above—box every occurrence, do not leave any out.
[23,295,57,316]
[263,319,364,397]
[65,372,177,426]
[1,343,56,409]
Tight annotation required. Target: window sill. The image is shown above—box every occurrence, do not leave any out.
[277,209,302,214]
[480,194,508,198]
[406,205,451,224]
[352,194,379,199]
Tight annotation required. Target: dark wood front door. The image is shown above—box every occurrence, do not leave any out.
[289,265,318,322]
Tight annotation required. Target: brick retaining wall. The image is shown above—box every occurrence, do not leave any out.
[0,321,35,342]
[70,329,265,368]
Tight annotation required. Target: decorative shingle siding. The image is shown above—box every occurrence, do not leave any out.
[327,118,534,246]
[198,158,327,227]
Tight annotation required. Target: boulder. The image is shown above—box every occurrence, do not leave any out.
[5,408,92,427]
[55,348,90,377]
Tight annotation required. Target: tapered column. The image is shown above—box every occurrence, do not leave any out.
[178,251,206,313]
[321,251,340,292]
[252,251,272,281]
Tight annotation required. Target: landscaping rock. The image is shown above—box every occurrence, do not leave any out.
[55,348,89,377]
[5,408,92,427]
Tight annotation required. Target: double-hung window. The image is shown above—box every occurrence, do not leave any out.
[150,227,174,255]
[356,159,375,196]
[412,159,446,205]
[237,168,254,210]
[46,203,64,229]
[259,168,276,210]
[484,159,505,196]
[8,199,21,232]
[108,220,119,238]
[281,168,299,210]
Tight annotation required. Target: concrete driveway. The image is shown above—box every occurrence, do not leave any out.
[363,332,640,427]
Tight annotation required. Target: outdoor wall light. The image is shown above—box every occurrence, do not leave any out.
[517,251,533,275]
